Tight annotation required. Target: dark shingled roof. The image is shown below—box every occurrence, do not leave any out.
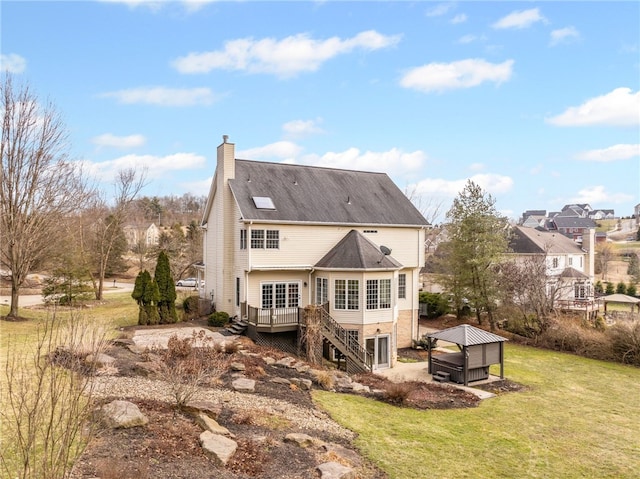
[427,324,507,346]
[228,160,430,226]
[560,267,589,279]
[509,226,584,254]
[551,216,596,229]
[315,230,402,270]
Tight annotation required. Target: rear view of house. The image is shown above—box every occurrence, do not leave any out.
[201,136,429,370]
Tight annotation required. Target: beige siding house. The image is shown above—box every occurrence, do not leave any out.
[508,225,597,316]
[201,137,429,370]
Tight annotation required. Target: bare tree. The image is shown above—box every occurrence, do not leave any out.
[81,168,146,300]
[0,75,91,319]
[404,185,445,225]
[596,243,615,281]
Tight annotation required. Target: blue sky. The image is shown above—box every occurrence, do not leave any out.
[2,1,639,223]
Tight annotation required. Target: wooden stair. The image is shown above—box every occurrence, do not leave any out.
[318,308,372,374]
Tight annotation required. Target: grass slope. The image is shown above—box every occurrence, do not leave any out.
[314,344,640,479]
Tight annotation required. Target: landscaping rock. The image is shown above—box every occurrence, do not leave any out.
[231,377,256,393]
[321,443,363,467]
[199,431,237,466]
[274,356,296,368]
[99,400,148,429]
[263,356,276,365]
[85,353,116,367]
[291,377,313,390]
[182,400,222,420]
[284,433,323,448]
[317,461,355,479]
[270,377,291,385]
[195,413,231,436]
[230,361,246,372]
[351,382,370,393]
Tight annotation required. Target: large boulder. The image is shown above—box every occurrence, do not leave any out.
[99,400,148,429]
[317,462,355,479]
[199,431,237,466]
[231,377,255,393]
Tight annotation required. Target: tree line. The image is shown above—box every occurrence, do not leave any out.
[0,75,204,319]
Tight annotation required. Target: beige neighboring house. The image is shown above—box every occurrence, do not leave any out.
[201,137,430,371]
[508,225,597,317]
[123,222,160,250]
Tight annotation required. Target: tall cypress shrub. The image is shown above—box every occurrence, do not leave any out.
[155,250,178,323]
[132,270,160,325]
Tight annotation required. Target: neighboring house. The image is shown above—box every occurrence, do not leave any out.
[635,203,640,225]
[201,137,429,371]
[508,225,596,316]
[560,204,592,218]
[521,209,547,227]
[589,209,615,220]
[548,216,597,243]
[123,222,160,250]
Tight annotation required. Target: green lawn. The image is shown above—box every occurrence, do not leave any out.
[0,293,138,363]
[314,344,640,479]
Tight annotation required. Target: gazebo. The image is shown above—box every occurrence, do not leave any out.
[427,324,507,386]
[601,293,640,316]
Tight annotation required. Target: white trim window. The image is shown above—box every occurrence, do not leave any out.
[574,281,590,300]
[240,229,247,250]
[335,279,359,310]
[366,279,391,310]
[261,282,300,309]
[398,273,406,299]
[251,229,280,249]
[315,277,328,305]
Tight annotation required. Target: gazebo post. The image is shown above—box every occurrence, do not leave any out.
[499,342,504,379]
[427,337,432,374]
[463,346,469,386]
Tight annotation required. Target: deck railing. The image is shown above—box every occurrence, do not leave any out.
[242,303,300,328]
[318,305,373,372]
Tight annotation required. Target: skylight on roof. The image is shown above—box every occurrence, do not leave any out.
[252,196,276,210]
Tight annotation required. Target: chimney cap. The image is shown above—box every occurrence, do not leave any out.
[223,135,229,143]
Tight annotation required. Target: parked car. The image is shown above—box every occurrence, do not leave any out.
[176,277,198,287]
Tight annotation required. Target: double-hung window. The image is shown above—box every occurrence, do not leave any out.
[335,279,359,310]
[250,229,280,249]
[240,229,247,250]
[316,277,328,305]
[398,274,406,299]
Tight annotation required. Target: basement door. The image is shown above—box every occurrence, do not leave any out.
[366,335,390,369]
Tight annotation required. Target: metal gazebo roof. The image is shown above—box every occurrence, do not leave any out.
[427,324,507,346]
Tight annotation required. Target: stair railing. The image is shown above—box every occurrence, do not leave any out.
[319,306,373,371]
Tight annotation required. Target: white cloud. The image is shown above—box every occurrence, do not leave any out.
[0,53,27,73]
[575,144,640,162]
[425,3,454,17]
[91,133,146,149]
[570,185,634,205]
[410,173,514,199]
[469,163,485,172]
[237,141,303,161]
[457,34,483,45]
[546,88,640,127]
[282,119,324,138]
[550,27,580,46]
[171,30,401,78]
[303,147,426,176]
[100,86,217,106]
[99,0,216,12]
[492,8,546,30]
[78,152,206,181]
[400,58,514,93]
[182,176,213,196]
[451,14,467,24]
